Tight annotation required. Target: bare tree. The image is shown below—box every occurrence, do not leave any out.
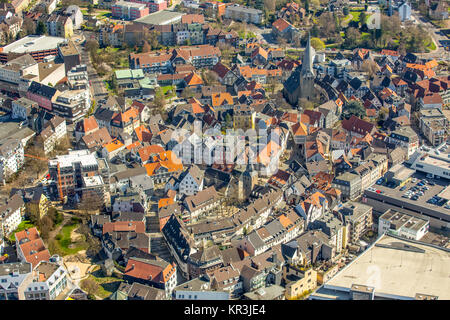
[361,59,379,78]
[142,41,151,53]
[264,0,276,12]
[81,278,99,296]
[202,69,220,86]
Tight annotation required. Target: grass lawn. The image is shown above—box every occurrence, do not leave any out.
[426,40,437,51]
[89,268,124,299]
[161,85,175,95]
[97,47,120,54]
[96,12,111,19]
[104,80,113,92]
[361,32,371,41]
[350,11,362,22]
[118,57,129,68]
[341,14,353,27]
[8,220,35,242]
[55,221,88,256]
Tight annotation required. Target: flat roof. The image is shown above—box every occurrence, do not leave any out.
[437,185,450,201]
[1,35,67,54]
[243,285,285,300]
[134,10,184,25]
[388,164,415,181]
[323,234,450,299]
[58,40,79,57]
[0,262,32,276]
[83,175,104,187]
[0,121,35,143]
[114,0,147,8]
[421,154,450,169]
[380,210,429,232]
[49,150,98,168]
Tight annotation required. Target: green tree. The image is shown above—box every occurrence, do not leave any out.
[343,100,366,119]
[343,6,349,16]
[87,4,94,14]
[359,12,367,27]
[225,113,233,128]
[36,20,47,35]
[154,87,166,110]
[310,37,325,50]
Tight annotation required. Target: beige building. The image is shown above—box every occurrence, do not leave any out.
[338,202,373,245]
[233,104,255,131]
[283,265,317,300]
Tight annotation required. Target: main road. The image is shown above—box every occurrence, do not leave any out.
[410,10,449,61]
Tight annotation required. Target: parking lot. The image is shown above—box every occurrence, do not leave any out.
[369,173,450,213]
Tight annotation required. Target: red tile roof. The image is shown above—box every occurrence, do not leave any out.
[272,18,292,33]
[77,116,98,134]
[138,145,166,163]
[181,14,205,24]
[342,115,376,136]
[124,258,175,285]
[134,125,152,143]
[103,221,146,235]
[184,72,203,86]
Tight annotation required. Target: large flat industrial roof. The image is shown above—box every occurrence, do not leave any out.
[1,35,67,54]
[134,10,184,25]
[322,234,450,299]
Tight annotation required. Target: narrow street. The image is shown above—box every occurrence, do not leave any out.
[74,31,108,102]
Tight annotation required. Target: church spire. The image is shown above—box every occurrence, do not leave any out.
[301,32,315,76]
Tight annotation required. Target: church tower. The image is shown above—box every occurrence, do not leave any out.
[299,33,316,101]
[238,164,258,201]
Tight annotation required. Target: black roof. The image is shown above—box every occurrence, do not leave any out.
[162,215,191,263]
[349,77,362,91]
[283,68,301,92]
[380,76,392,88]
[336,80,349,92]
[28,81,57,99]
[403,70,418,83]
[94,107,116,122]
[124,246,158,262]
[403,52,418,64]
